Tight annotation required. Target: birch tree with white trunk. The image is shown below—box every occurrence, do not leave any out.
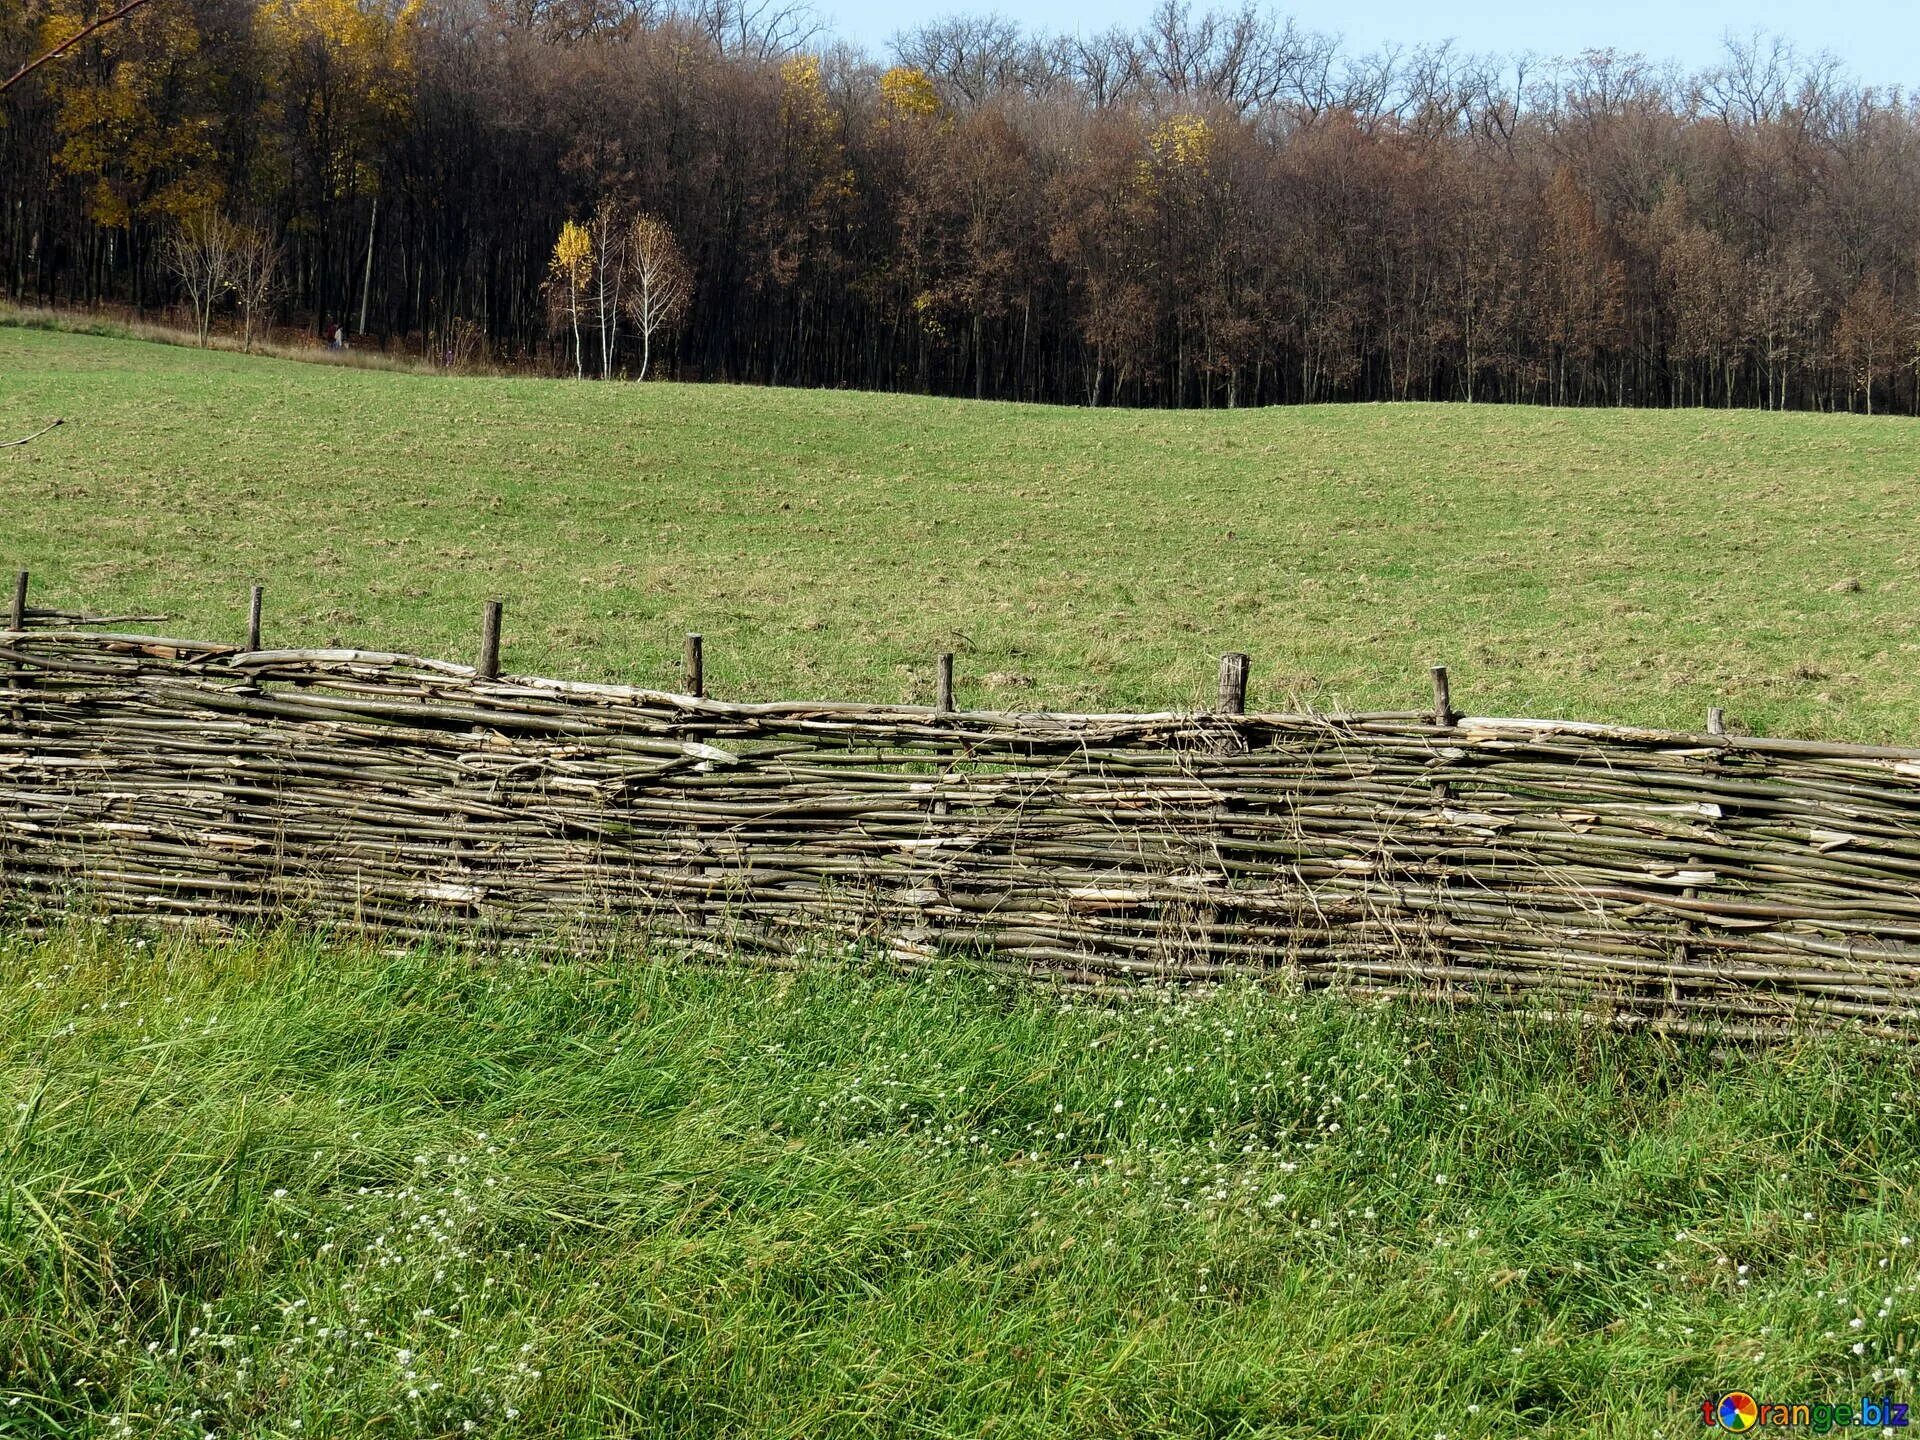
[590,197,630,379]
[622,215,693,382]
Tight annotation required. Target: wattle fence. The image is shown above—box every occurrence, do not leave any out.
[7,604,1920,1036]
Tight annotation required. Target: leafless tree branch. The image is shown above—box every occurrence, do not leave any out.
[0,0,157,97]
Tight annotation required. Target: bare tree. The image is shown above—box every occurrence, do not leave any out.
[1067,28,1143,108]
[1834,275,1904,415]
[1746,254,1816,411]
[1704,30,1795,128]
[232,226,284,351]
[162,211,239,346]
[621,214,693,381]
[676,0,819,61]
[1136,0,1309,115]
[589,196,630,378]
[893,15,1061,106]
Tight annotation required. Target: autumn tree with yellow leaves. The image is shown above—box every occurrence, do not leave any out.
[36,0,225,305]
[765,55,852,304]
[546,218,593,377]
[877,65,940,123]
[1,0,159,100]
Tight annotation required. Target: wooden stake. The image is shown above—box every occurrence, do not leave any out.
[1707,706,1726,736]
[478,599,502,680]
[1217,652,1250,715]
[1430,664,1453,727]
[9,570,25,631]
[684,634,704,698]
[932,652,956,820]
[247,585,264,651]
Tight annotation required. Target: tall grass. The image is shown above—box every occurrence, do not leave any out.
[3,927,1916,1437]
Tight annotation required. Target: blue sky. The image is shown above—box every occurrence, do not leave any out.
[822,0,1918,87]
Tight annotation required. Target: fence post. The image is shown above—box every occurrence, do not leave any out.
[931,652,957,821]
[684,633,704,698]
[1216,652,1250,715]
[247,584,264,651]
[1707,706,1725,736]
[1428,664,1456,799]
[478,599,503,680]
[6,571,23,725]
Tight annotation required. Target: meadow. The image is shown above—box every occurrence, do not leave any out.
[4,928,1920,1439]
[5,318,1920,741]
[6,320,1920,1437]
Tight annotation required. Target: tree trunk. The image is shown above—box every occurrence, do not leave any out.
[358,194,378,338]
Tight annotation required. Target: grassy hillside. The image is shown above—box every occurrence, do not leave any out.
[5,322,1920,740]
[7,326,1920,1437]
[5,930,1919,1439]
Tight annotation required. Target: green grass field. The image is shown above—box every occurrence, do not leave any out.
[7,321,1920,1437]
[4,930,1919,1439]
[5,320,1920,740]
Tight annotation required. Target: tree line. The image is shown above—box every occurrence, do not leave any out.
[5,0,1920,411]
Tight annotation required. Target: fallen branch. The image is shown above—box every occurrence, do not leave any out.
[0,419,63,449]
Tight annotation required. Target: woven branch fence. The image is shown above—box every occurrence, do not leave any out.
[7,594,1920,1037]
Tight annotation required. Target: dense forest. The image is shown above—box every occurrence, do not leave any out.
[5,0,1920,411]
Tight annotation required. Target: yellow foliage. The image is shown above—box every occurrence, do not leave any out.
[265,0,422,61]
[780,54,823,99]
[261,0,421,194]
[261,0,421,86]
[776,53,854,213]
[1149,113,1213,169]
[1134,113,1214,200]
[44,0,222,227]
[549,219,594,292]
[878,66,940,122]
[910,288,946,337]
[779,54,833,138]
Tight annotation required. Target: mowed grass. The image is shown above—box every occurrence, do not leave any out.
[5,321,1920,739]
[4,929,1920,1439]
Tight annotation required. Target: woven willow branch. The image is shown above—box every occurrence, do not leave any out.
[4,627,1920,1035]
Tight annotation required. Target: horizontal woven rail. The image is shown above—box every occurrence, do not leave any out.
[6,623,1920,1037]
